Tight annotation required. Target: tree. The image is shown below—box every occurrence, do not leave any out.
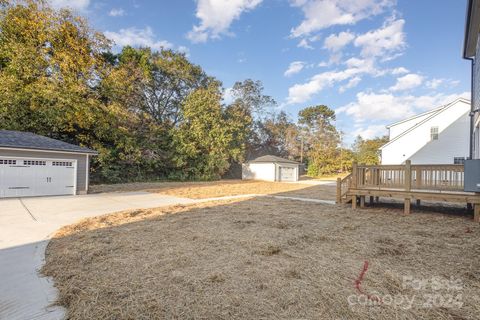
[230,79,275,116]
[108,46,218,128]
[352,136,389,165]
[0,0,110,140]
[255,111,300,159]
[226,79,277,159]
[173,85,234,180]
[298,105,341,176]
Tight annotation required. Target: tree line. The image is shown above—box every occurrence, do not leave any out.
[0,1,387,183]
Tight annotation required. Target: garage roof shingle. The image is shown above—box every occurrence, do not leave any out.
[248,155,299,164]
[0,130,97,154]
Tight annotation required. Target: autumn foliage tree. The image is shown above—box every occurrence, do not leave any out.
[297,105,341,176]
[0,1,388,182]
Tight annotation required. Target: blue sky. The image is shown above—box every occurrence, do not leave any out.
[51,0,471,144]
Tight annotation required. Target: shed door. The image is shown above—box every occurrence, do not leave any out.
[0,157,76,198]
[279,166,295,182]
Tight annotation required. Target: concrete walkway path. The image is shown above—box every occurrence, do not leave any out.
[0,192,195,320]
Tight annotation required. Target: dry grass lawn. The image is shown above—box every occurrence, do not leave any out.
[43,198,480,320]
[90,179,337,200]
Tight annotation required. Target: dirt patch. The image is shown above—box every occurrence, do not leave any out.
[90,179,337,200]
[42,198,480,320]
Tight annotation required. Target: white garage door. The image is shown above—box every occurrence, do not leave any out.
[0,157,76,198]
[279,166,295,181]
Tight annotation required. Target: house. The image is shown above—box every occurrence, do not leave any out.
[0,130,97,198]
[242,155,299,182]
[464,0,480,159]
[380,98,471,165]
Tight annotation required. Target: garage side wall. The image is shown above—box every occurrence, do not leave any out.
[242,163,275,181]
[0,149,89,194]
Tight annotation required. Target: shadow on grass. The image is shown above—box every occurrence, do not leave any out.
[39,185,480,320]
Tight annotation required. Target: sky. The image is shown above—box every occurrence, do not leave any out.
[50,0,471,145]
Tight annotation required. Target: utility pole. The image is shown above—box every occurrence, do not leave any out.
[300,135,304,163]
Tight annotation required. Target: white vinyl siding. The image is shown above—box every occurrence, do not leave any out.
[388,111,439,140]
[242,163,276,181]
[242,162,299,181]
[381,99,470,164]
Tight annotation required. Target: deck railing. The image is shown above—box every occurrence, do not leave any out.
[335,161,480,222]
[336,173,352,203]
[352,161,465,193]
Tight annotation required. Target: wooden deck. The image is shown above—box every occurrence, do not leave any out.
[336,161,480,222]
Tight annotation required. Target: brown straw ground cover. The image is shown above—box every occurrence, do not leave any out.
[42,198,480,320]
[89,179,337,200]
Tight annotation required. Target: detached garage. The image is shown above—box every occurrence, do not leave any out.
[242,155,300,182]
[0,130,97,198]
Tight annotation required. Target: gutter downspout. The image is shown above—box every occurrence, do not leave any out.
[467,57,475,159]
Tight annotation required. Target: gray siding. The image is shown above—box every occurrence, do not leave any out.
[0,149,89,194]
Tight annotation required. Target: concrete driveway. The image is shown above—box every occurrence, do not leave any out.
[0,192,195,320]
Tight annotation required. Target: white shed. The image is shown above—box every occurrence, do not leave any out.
[242,155,299,182]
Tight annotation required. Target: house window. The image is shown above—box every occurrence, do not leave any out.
[454,157,465,165]
[430,126,439,141]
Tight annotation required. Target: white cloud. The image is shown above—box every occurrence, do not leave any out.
[297,38,314,49]
[339,76,361,93]
[108,8,125,17]
[104,27,180,52]
[49,0,90,11]
[391,67,409,75]
[187,0,263,43]
[352,124,387,139]
[426,78,443,89]
[284,61,306,77]
[389,73,424,91]
[297,35,322,49]
[287,16,407,104]
[286,57,379,104]
[426,78,460,89]
[354,18,406,58]
[287,71,348,104]
[337,91,470,123]
[324,31,355,51]
[290,0,394,38]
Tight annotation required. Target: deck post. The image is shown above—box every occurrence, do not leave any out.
[405,160,412,192]
[369,196,374,205]
[352,162,358,189]
[360,196,365,208]
[336,178,341,204]
[404,198,411,215]
[351,162,358,210]
[416,199,421,206]
[474,204,480,223]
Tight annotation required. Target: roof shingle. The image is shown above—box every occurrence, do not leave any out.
[0,130,97,154]
[248,155,299,164]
